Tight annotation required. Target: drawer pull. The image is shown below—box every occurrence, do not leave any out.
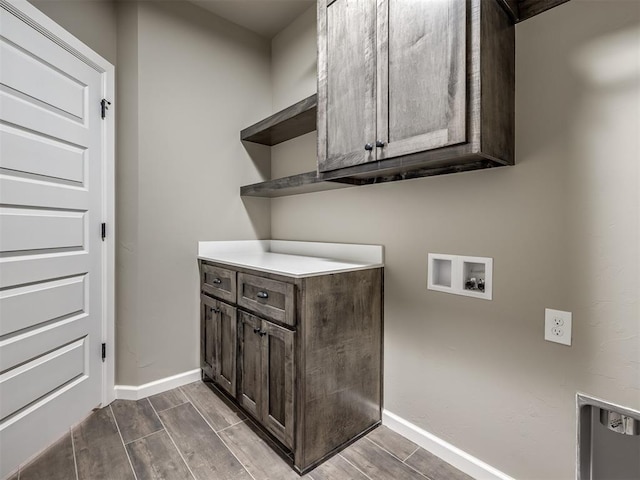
[256,291,269,299]
[212,278,222,285]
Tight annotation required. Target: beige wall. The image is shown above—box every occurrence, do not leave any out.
[270,1,640,478]
[115,0,140,385]
[117,0,272,385]
[29,0,116,65]
[271,4,316,112]
[29,0,273,386]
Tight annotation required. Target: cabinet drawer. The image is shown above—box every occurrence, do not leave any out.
[237,273,295,327]
[201,264,236,304]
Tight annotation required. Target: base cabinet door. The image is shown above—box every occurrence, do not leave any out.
[261,321,295,450]
[200,295,217,380]
[201,295,237,396]
[238,311,295,450]
[238,311,263,420]
[214,301,237,397]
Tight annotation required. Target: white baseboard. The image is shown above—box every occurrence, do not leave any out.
[382,410,514,480]
[115,369,201,401]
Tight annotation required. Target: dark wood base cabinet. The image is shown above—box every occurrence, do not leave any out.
[198,260,383,474]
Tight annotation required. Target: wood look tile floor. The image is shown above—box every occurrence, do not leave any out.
[10,381,473,480]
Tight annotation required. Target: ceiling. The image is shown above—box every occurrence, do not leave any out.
[189,0,314,39]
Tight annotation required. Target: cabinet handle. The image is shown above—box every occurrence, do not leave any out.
[212,278,222,285]
[256,291,269,299]
[253,327,261,334]
[364,143,374,151]
[376,140,386,148]
[212,308,220,314]
[259,331,267,337]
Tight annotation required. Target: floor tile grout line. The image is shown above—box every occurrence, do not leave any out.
[147,400,198,480]
[184,382,301,479]
[123,428,166,446]
[365,435,413,464]
[216,418,247,433]
[151,398,191,415]
[363,437,431,479]
[243,415,291,459]
[109,404,140,480]
[184,391,259,480]
[204,382,250,424]
[338,453,375,480]
[70,426,79,480]
[151,400,190,414]
[403,445,421,463]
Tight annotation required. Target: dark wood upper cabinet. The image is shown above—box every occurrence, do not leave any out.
[318,0,515,183]
[321,0,377,172]
[378,0,467,161]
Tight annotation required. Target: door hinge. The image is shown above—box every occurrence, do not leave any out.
[101,99,111,119]
[101,222,106,241]
[101,343,106,362]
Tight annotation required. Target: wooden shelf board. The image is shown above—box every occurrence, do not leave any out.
[241,171,352,198]
[498,0,570,22]
[241,94,317,146]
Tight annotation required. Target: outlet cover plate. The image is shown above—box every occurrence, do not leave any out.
[545,308,572,346]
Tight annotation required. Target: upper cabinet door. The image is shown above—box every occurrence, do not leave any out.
[377,0,467,161]
[318,0,377,173]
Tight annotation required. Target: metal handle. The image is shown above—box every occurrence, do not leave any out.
[253,327,261,334]
[253,328,267,337]
[376,140,386,148]
[364,143,374,151]
[212,307,220,314]
[212,278,222,285]
[257,291,269,299]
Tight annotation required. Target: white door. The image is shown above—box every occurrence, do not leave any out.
[0,2,113,477]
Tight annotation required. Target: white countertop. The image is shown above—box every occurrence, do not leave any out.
[198,240,384,278]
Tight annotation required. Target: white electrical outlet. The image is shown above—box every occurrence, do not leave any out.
[545,308,572,346]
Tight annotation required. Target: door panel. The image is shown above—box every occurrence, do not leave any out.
[267,335,285,425]
[319,0,377,172]
[0,314,89,375]
[238,311,262,420]
[0,6,104,478]
[378,0,467,160]
[262,321,294,450]
[0,123,86,184]
[200,295,216,380]
[215,301,236,397]
[0,207,85,252]
[0,275,85,336]
[0,39,86,119]
[0,339,86,421]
